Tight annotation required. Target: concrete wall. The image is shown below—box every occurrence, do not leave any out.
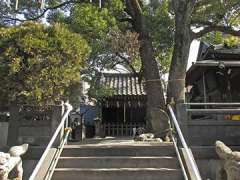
[8,105,63,146]
[23,160,38,180]
[0,122,8,148]
[196,159,220,179]
[22,147,57,180]
[191,146,240,180]
[176,103,240,146]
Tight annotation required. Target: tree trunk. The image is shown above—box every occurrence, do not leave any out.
[139,31,167,134]
[167,1,195,104]
[126,0,168,136]
[138,26,166,112]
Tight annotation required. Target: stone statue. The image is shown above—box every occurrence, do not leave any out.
[0,144,28,180]
[215,141,240,180]
[133,127,163,142]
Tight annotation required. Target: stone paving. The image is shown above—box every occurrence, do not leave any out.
[68,137,173,147]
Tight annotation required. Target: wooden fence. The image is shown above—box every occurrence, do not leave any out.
[103,122,145,136]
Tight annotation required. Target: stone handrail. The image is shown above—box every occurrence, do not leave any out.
[0,144,28,180]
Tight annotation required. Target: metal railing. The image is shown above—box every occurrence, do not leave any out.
[185,103,240,106]
[29,102,73,180]
[185,102,240,115]
[168,104,202,180]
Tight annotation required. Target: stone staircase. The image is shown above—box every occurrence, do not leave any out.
[52,140,184,180]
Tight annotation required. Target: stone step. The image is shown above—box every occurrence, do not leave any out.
[61,144,175,157]
[57,156,179,169]
[52,168,184,180]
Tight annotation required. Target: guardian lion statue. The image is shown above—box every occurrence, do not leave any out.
[216,141,240,180]
[0,144,28,180]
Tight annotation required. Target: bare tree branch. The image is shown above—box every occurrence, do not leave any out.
[192,21,240,39]
[2,0,84,22]
[118,17,134,24]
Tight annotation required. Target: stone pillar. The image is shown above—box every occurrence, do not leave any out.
[94,118,104,138]
[7,106,20,147]
[51,104,65,146]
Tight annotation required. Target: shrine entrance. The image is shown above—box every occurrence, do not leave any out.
[98,73,147,136]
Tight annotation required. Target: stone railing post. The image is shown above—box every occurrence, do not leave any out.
[51,103,65,145]
[94,117,104,138]
[0,144,28,180]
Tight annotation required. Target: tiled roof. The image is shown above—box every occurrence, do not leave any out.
[197,42,240,61]
[100,73,146,96]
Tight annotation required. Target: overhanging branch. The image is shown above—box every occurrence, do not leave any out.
[192,21,240,39]
[118,17,134,24]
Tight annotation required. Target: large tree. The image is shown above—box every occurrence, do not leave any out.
[167,0,240,103]
[0,22,90,106]
[69,1,174,134]
[123,1,171,133]
[1,0,239,136]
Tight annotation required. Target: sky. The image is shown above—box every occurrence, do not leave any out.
[187,40,200,70]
